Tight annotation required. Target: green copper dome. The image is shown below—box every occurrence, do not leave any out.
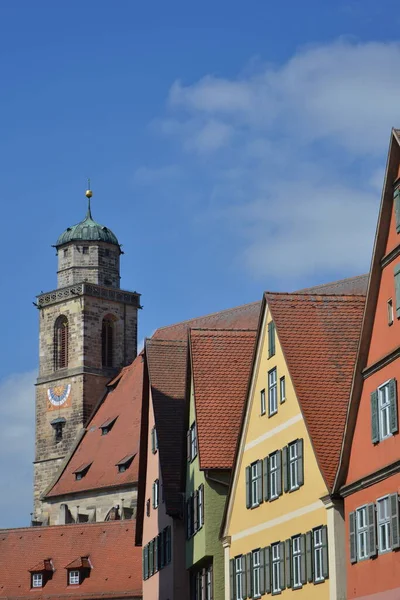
[55,202,119,248]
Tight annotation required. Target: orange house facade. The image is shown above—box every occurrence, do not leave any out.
[339,129,400,600]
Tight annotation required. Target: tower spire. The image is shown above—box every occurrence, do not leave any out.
[85,179,93,219]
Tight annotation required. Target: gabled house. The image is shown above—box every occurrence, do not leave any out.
[336,128,400,599]
[222,291,365,600]
[186,328,257,600]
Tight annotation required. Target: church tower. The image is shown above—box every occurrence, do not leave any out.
[34,188,141,516]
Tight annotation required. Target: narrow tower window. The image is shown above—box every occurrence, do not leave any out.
[102,316,115,367]
[54,316,69,370]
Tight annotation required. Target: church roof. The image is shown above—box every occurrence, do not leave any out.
[0,521,142,598]
[46,354,144,499]
[55,203,119,248]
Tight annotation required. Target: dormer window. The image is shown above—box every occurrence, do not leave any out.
[116,453,135,473]
[32,573,43,588]
[73,462,92,481]
[69,570,80,585]
[29,559,54,588]
[65,556,91,585]
[100,416,118,435]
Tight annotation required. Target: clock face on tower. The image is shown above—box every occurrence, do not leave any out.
[47,384,72,410]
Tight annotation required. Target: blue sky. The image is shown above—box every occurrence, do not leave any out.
[0,0,399,527]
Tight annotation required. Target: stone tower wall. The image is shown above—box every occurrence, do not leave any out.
[57,242,121,289]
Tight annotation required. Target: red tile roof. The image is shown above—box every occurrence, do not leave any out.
[145,339,188,516]
[0,521,141,599]
[47,355,144,498]
[266,292,366,490]
[190,329,257,470]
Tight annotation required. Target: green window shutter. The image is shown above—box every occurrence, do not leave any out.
[282,446,289,493]
[246,553,252,598]
[259,548,265,595]
[306,531,313,583]
[395,187,400,233]
[264,546,271,594]
[229,559,235,600]
[321,525,329,579]
[367,503,377,558]
[285,539,291,588]
[246,466,251,509]
[370,390,379,444]
[297,439,304,487]
[300,534,306,584]
[279,541,285,590]
[349,512,357,564]
[389,379,399,434]
[263,457,269,501]
[276,450,283,496]
[394,263,400,317]
[390,493,400,549]
[257,460,263,505]
[200,484,205,525]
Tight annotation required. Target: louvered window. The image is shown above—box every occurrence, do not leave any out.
[54,316,69,370]
[102,317,114,367]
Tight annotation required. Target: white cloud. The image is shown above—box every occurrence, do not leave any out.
[148,39,400,281]
[0,370,36,528]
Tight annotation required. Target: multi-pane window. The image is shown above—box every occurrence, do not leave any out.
[32,573,43,588]
[151,427,158,453]
[280,376,286,403]
[388,299,394,325]
[260,389,266,415]
[271,543,281,593]
[252,550,261,598]
[251,463,259,507]
[356,506,368,560]
[289,442,299,490]
[379,382,391,440]
[371,379,398,443]
[143,526,171,580]
[186,484,204,538]
[268,368,277,416]
[313,528,324,582]
[246,460,262,508]
[187,422,198,462]
[152,479,159,509]
[206,566,213,600]
[235,556,244,600]
[292,536,302,588]
[269,452,278,500]
[377,496,391,553]
[69,570,80,585]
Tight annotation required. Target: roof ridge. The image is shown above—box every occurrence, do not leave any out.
[265,291,366,300]
[190,327,258,332]
[146,338,187,344]
[297,273,368,292]
[0,520,130,534]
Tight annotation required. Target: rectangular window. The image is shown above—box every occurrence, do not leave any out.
[268,321,276,357]
[269,452,278,500]
[146,498,150,517]
[198,484,203,528]
[153,479,159,509]
[271,543,281,593]
[188,422,197,462]
[356,506,368,560]
[32,573,43,588]
[251,463,259,507]
[82,246,89,254]
[289,442,299,491]
[252,549,261,598]
[292,536,301,588]
[260,389,266,415]
[378,382,392,440]
[206,566,213,600]
[268,368,277,416]
[151,427,158,453]
[235,556,244,600]
[313,528,324,582]
[377,496,391,553]
[69,570,80,585]
[280,376,286,403]
[388,299,394,325]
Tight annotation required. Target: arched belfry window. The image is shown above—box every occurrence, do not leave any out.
[54,316,69,370]
[102,316,115,368]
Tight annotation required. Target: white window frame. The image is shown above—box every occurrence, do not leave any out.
[206,566,212,600]
[250,463,259,508]
[235,556,244,600]
[260,389,266,415]
[268,368,278,416]
[388,299,394,326]
[198,485,203,527]
[271,543,281,593]
[252,549,261,598]
[292,536,301,588]
[32,573,43,588]
[280,376,286,402]
[313,528,324,582]
[378,381,392,441]
[289,442,299,491]
[356,505,368,560]
[269,452,278,500]
[69,569,80,585]
[190,423,197,460]
[154,479,159,508]
[377,495,391,553]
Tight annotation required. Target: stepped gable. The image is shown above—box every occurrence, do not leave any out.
[265,292,366,490]
[145,339,188,516]
[0,521,141,599]
[46,354,144,498]
[190,328,257,470]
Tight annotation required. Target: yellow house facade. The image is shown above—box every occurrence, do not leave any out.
[222,292,366,600]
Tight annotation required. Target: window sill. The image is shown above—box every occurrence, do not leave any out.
[268,410,278,418]
[313,577,325,585]
[289,485,300,493]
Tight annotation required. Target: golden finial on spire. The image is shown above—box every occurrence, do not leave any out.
[85,178,92,199]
